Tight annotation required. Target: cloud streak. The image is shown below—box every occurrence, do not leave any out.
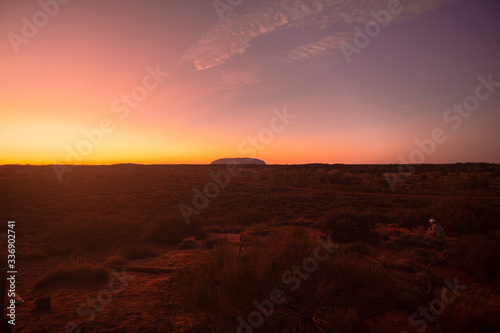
[219,65,261,99]
[281,32,353,63]
[181,0,455,70]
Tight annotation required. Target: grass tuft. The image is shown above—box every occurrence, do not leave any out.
[35,264,110,288]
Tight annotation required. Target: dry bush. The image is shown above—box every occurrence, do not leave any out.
[318,307,368,333]
[374,225,392,240]
[466,173,490,189]
[16,243,45,260]
[120,245,157,260]
[141,214,204,244]
[268,306,369,333]
[391,234,443,250]
[389,259,422,273]
[35,264,110,288]
[174,227,408,330]
[45,214,139,253]
[392,197,499,235]
[205,226,224,233]
[438,285,500,332]
[428,198,500,235]
[176,228,313,311]
[337,242,374,256]
[105,253,127,266]
[321,207,379,244]
[69,250,106,266]
[313,254,402,319]
[327,170,355,186]
[174,244,249,313]
[449,230,500,278]
[272,219,314,228]
[178,239,197,250]
[200,239,227,250]
[194,227,208,240]
[239,223,275,242]
[410,248,441,264]
[234,209,271,226]
[394,209,431,230]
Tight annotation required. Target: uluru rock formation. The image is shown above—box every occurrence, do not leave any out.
[210,157,266,165]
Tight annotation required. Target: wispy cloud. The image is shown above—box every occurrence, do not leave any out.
[181,0,455,71]
[281,32,353,63]
[219,65,260,99]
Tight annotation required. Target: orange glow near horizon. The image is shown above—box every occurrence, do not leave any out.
[1,1,500,165]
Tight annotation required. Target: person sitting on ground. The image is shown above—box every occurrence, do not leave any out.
[427,219,446,239]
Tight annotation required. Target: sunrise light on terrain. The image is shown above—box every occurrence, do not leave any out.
[3,2,500,332]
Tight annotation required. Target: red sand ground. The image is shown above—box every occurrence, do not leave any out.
[13,227,473,333]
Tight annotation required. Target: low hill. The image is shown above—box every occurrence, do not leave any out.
[210,157,266,165]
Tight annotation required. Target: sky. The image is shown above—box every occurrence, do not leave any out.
[1,0,499,165]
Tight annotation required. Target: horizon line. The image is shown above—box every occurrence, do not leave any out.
[1,162,499,167]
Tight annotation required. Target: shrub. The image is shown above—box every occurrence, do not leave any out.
[386,241,403,251]
[428,198,500,235]
[36,264,110,288]
[178,240,197,250]
[410,248,441,264]
[46,214,139,253]
[205,226,224,233]
[327,171,355,185]
[194,227,208,241]
[105,254,127,266]
[69,250,105,266]
[141,214,204,244]
[338,242,374,256]
[389,230,402,237]
[201,239,227,250]
[315,254,402,319]
[449,230,500,278]
[239,223,274,243]
[234,209,271,226]
[390,259,421,273]
[391,198,500,235]
[395,209,431,230]
[121,245,157,260]
[466,173,490,189]
[175,228,314,313]
[174,227,407,330]
[392,234,443,250]
[322,208,379,244]
[174,245,246,313]
[319,307,368,333]
[17,243,45,260]
[438,286,500,332]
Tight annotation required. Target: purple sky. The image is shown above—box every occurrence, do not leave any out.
[1,0,499,164]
